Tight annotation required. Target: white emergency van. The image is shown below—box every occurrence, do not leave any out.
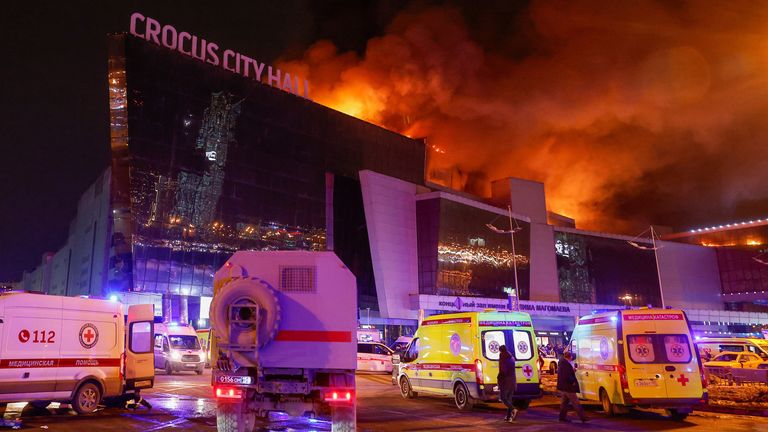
[0,292,155,413]
[569,308,707,420]
[154,323,206,375]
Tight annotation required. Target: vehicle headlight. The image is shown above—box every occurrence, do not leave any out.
[170,350,181,361]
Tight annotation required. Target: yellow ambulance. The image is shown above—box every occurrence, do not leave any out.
[569,308,707,420]
[397,310,542,410]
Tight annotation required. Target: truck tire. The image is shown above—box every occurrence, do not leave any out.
[512,399,530,410]
[453,382,474,410]
[72,382,101,414]
[600,388,617,416]
[210,277,281,366]
[331,405,356,432]
[29,401,51,410]
[666,409,689,421]
[399,376,417,399]
[216,401,255,432]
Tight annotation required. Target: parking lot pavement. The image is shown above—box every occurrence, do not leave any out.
[5,371,768,431]
[357,373,768,431]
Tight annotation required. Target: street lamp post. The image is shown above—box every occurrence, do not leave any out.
[486,205,522,311]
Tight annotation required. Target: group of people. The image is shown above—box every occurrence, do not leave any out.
[496,346,588,424]
[540,342,566,357]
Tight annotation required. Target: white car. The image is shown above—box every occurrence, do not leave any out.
[357,342,393,373]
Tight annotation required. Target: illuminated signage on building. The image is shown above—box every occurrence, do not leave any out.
[129,12,311,100]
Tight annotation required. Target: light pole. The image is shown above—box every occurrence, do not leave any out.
[486,205,522,311]
[627,226,665,309]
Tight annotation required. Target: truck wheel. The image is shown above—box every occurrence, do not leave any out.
[73,382,101,414]
[209,276,281,367]
[600,389,617,416]
[666,409,689,421]
[512,399,530,410]
[165,361,173,375]
[453,383,474,411]
[216,401,255,432]
[399,377,417,399]
[549,362,557,375]
[29,401,51,410]
[196,368,204,375]
[331,404,356,432]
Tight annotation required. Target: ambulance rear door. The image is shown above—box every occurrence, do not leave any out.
[125,304,154,390]
[623,316,668,400]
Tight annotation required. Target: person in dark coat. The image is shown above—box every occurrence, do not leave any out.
[497,345,518,422]
[557,351,587,423]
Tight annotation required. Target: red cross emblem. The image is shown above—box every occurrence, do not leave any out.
[677,374,689,386]
[522,364,534,378]
[79,323,99,349]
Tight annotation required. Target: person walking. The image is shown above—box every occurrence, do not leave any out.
[498,345,519,422]
[557,351,588,423]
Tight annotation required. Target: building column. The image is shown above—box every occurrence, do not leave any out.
[162,293,172,323]
[179,295,189,325]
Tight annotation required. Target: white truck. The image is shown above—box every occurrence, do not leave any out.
[209,251,357,432]
[0,292,155,413]
[154,323,207,375]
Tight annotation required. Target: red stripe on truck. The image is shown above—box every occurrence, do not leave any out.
[0,358,121,368]
[275,330,352,342]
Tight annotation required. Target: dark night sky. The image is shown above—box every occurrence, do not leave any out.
[2,1,768,281]
[0,0,404,281]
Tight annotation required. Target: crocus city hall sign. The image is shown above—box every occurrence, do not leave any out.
[129,12,311,100]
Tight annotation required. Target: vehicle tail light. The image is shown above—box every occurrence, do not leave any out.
[475,359,484,384]
[700,370,708,389]
[323,389,354,403]
[618,364,629,391]
[215,386,244,400]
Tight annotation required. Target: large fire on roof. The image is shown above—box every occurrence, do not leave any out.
[278,1,768,234]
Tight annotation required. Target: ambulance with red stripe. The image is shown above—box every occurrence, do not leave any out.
[397,310,542,410]
[569,308,707,420]
[209,251,357,431]
[0,292,155,413]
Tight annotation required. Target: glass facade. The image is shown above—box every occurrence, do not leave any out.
[555,231,661,306]
[716,246,768,295]
[417,197,531,300]
[106,35,424,309]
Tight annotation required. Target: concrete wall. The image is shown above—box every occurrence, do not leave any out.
[491,178,548,224]
[66,171,111,297]
[359,170,421,320]
[529,222,560,302]
[657,240,723,310]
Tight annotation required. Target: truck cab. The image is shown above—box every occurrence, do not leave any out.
[154,323,206,375]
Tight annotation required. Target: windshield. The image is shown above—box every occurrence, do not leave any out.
[757,343,768,354]
[169,335,201,350]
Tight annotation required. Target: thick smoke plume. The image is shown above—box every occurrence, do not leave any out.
[279,1,768,233]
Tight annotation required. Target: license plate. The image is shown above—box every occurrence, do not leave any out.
[634,379,658,387]
[216,375,253,385]
[185,363,196,368]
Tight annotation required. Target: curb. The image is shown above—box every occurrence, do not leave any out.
[695,404,768,417]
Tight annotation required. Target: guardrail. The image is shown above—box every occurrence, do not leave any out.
[704,366,768,386]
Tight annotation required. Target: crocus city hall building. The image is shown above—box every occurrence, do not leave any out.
[22,14,768,343]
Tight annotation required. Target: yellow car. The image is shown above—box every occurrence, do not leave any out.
[704,351,765,369]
